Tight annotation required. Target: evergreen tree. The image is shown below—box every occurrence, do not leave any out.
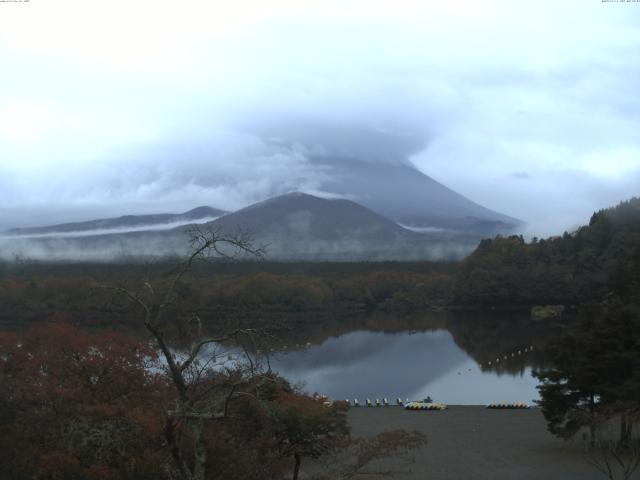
[534,303,640,446]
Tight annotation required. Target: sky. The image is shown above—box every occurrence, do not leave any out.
[1,0,639,235]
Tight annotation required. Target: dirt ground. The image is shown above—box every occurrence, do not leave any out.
[343,406,639,480]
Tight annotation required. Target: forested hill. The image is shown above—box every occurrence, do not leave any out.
[453,197,640,306]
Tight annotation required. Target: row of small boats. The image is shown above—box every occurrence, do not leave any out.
[486,402,530,409]
[405,401,448,410]
[342,399,531,409]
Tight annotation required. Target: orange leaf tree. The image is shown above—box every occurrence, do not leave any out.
[0,322,169,480]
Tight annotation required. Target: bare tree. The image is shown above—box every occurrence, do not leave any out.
[109,227,266,480]
[584,438,640,480]
[582,412,640,480]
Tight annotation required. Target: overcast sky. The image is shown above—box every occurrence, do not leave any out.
[1,0,639,235]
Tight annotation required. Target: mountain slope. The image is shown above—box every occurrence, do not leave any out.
[208,192,413,242]
[200,192,478,260]
[5,206,226,236]
[0,194,479,261]
[311,156,521,233]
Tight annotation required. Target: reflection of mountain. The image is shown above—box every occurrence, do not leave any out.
[271,330,469,400]
[268,321,543,404]
[249,310,547,401]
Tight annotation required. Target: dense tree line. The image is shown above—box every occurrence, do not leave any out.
[454,197,640,306]
[0,264,454,330]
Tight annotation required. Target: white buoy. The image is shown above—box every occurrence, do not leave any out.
[366,399,372,407]
[354,398,359,407]
[383,398,389,406]
[375,399,381,407]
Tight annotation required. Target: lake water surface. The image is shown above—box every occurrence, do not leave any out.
[269,328,542,405]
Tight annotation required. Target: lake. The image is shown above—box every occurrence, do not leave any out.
[2,306,547,406]
[267,320,545,405]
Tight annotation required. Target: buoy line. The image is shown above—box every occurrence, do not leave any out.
[483,345,535,368]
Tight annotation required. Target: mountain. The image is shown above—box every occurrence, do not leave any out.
[310,156,521,234]
[202,191,421,260]
[197,192,478,260]
[209,192,411,242]
[0,194,479,261]
[4,206,226,236]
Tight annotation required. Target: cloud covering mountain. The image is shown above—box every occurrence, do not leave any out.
[1,1,639,236]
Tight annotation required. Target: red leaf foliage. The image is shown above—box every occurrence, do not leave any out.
[0,321,169,480]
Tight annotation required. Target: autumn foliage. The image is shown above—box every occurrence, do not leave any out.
[0,322,167,480]
[0,322,425,480]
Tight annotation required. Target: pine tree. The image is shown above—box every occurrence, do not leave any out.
[534,303,640,447]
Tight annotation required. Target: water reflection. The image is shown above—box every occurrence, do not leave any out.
[270,328,541,405]
[67,307,549,405]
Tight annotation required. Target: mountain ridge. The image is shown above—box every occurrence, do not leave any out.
[203,191,416,241]
[309,156,522,234]
[0,193,480,261]
[4,206,227,236]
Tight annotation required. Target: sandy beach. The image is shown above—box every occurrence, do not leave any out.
[346,406,637,480]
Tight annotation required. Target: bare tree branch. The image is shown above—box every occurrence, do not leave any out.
[103,227,266,480]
